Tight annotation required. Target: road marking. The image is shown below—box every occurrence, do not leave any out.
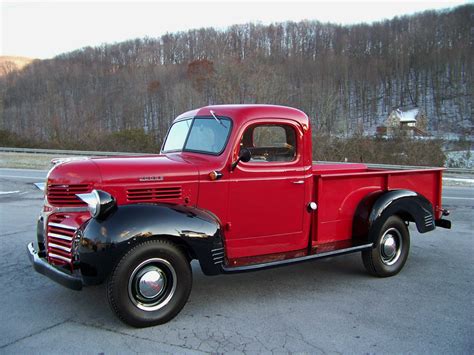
[0,190,20,195]
[443,196,474,200]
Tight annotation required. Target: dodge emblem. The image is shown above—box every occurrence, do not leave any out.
[139,176,164,182]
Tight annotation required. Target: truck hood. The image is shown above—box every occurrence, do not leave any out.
[47,154,200,206]
[48,154,198,185]
[89,154,199,185]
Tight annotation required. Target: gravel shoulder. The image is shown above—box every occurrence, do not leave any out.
[0,152,62,169]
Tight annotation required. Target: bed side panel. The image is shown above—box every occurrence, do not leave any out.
[312,168,443,245]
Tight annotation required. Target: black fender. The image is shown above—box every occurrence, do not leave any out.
[353,189,435,244]
[77,204,225,285]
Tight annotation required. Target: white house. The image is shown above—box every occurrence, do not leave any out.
[387,108,419,127]
[380,107,429,137]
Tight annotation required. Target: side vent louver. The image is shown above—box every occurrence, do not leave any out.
[126,186,182,203]
[424,214,434,228]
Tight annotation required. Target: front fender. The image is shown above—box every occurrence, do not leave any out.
[353,189,435,243]
[78,204,224,285]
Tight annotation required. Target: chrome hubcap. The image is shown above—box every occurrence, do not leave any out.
[382,236,396,259]
[128,258,177,312]
[380,228,402,266]
[138,268,165,299]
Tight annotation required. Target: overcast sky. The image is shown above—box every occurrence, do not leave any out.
[1,0,469,59]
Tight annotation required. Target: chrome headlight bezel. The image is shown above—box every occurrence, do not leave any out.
[77,189,116,219]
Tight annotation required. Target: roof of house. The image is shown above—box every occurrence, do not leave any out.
[393,108,419,122]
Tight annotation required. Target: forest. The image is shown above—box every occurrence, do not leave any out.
[0,5,471,166]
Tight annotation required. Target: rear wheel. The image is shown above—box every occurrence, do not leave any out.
[362,215,410,277]
[107,240,192,327]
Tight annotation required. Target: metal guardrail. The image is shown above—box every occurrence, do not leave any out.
[0,147,143,156]
[1,147,472,175]
[314,161,473,175]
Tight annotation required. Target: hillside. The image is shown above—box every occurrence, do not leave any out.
[0,5,471,152]
[0,56,35,76]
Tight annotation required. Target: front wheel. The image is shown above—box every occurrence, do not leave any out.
[106,240,192,327]
[362,215,410,277]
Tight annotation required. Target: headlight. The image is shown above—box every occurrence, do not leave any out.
[76,189,116,219]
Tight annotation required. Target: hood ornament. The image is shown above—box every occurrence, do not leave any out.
[51,156,89,166]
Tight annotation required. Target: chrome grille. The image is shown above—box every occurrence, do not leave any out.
[47,221,76,269]
[126,186,182,202]
[47,184,90,206]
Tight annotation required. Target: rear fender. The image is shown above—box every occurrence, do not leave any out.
[353,189,435,243]
[77,204,225,285]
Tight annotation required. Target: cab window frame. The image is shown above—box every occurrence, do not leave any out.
[237,121,300,165]
[161,115,233,156]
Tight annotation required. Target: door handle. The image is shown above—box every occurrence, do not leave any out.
[292,180,304,184]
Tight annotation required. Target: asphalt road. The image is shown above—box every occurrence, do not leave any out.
[0,168,473,354]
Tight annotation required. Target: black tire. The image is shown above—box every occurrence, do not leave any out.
[106,239,192,327]
[362,215,410,277]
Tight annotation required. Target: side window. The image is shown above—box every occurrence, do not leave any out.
[240,124,297,162]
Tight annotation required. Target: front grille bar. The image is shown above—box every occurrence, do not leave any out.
[48,222,77,230]
[48,242,72,252]
[48,233,73,241]
[48,252,72,263]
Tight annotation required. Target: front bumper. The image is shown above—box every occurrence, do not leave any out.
[27,242,83,291]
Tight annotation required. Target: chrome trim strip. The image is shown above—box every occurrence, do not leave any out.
[48,222,77,231]
[48,252,71,263]
[48,243,72,252]
[211,247,224,252]
[212,251,225,256]
[48,233,73,241]
[54,207,89,212]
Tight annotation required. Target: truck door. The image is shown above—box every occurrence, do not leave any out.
[227,120,307,259]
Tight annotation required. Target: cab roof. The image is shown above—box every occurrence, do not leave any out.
[175,104,310,128]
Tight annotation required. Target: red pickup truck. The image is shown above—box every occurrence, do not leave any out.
[28,104,451,327]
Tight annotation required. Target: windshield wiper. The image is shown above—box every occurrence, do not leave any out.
[210,110,225,127]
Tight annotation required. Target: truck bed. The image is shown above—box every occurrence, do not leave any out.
[311,163,444,246]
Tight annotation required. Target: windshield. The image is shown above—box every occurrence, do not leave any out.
[162,117,232,155]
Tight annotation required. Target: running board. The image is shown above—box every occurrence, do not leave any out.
[222,243,373,273]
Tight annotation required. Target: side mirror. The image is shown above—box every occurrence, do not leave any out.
[231,148,251,171]
[239,148,251,163]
